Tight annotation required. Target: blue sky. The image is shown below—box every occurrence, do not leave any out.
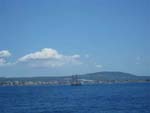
[0,0,150,77]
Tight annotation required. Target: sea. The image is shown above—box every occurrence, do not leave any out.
[0,83,150,113]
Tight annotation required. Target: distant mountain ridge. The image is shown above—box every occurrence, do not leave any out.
[79,71,137,81]
[0,71,150,82]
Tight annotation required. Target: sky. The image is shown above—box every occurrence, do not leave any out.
[0,0,150,77]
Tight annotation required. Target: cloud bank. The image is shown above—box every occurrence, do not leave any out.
[18,48,81,67]
[0,48,102,69]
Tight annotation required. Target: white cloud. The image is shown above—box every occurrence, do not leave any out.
[0,50,11,57]
[0,57,14,66]
[0,58,6,64]
[72,54,80,59]
[0,58,12,66]
[0,50,12,66]
[18,48,82,67]
[18,48,62,62]
[96,64,103,68]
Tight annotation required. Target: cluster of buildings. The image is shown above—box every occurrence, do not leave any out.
[0,78,149,86]
[0,80,68,86]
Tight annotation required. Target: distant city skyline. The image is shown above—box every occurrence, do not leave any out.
[0,0,150,77]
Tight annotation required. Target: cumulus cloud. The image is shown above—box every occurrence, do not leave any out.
[18,48,62,61]
[18,48,82,67]
[0,50,11,66]
[0,50,11,57]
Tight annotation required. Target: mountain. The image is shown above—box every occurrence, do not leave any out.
[79,71,139,81]
[0,71,150,82]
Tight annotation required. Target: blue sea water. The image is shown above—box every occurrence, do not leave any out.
[0,83,150,113]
